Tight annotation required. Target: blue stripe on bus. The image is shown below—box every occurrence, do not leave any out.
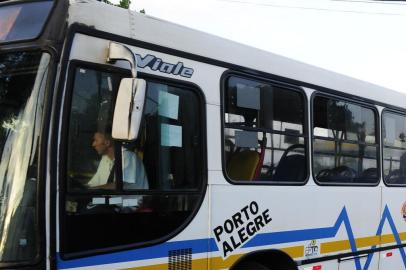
[244,206,354,247]
[57,205,406,270]
[57,238,218,269]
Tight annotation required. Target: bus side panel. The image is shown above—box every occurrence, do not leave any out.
[379,187,406,270]
[379,248,405,270]
[210,184,381,270]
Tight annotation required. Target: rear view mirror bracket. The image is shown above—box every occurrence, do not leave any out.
[107,42,146,141]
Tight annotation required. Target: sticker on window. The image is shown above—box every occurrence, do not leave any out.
[161,124,182,147]
[235,130,258,148]
[386,117,396,144]
[123,198,139,207]
[109,197,123,205]
[158,91,179,120]
[236,83,260,110]
[92,197,106,205]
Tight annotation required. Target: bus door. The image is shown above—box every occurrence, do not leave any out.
[55,33,212,269]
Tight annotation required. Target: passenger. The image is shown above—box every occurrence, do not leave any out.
[87,131,149,189]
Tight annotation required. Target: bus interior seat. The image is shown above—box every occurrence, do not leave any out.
[359,167,378,183]
[361,167,377,178]
[227,150,260,180]
[385,169,406,184]
[273,144,305,182]
[317,166,356,183]
[273,154,306,182]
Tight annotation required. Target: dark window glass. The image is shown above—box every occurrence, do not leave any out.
[0,51,50,263]
[383,112,406,185]
[313,96,378,184]
[224,76,306,183]
[0,1,53,43]
[63,67,203,254]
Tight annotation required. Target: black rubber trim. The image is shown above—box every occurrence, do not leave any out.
[219,70,310,186]
[381,108,406,187]
[57,59,208,260]
[310,91,381,187]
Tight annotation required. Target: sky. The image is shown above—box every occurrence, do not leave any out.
[123,0,406,92]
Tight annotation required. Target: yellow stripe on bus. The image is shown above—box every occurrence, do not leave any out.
[122,232,406,270]
[321,239,350,254]
[281,245,305,258]
[321,233,405,254]
[210,254,242,270]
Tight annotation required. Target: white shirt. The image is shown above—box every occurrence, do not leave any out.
[87,149,149,189]
[122,149,149,189]
[87,155,114,187]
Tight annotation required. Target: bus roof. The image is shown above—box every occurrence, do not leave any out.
[68,0,406,109]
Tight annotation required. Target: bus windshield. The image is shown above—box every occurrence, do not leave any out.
[0,51,49,263]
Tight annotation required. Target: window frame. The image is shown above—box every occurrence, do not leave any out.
[381,108,406,187]
[311,92,381,186]
[59,60,207,259]
[220,71,309,186]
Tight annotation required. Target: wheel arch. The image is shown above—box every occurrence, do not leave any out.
[230,249,298,270]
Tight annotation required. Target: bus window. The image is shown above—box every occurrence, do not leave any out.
[63,66,204,254]
[0,51,49,263]
[223,76,307,183]
[383,111,406,185]
[313,96,378,184]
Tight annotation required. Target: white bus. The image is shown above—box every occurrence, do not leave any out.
[0,0,405,269]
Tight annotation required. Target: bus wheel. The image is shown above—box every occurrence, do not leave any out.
[233,261,270,270]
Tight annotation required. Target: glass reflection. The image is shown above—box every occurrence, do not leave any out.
[0,52,49,262]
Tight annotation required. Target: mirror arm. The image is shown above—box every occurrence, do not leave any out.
[107,42,137,78]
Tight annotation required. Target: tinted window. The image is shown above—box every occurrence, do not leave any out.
[0,1,53,43]
[383,111,406,185]
[224,76,307,183]
[0,52,49,263]
[63,67,204,254]
[313,96,378,184]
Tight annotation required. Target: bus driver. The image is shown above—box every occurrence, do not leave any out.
[88,131,149,190]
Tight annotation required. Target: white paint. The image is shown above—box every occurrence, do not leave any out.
[131,0,406,92]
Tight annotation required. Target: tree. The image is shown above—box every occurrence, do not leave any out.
[117,0,131,9]
[101,0,131,9]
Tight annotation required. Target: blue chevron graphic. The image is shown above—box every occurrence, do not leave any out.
[362,205,406,270]
[57,205,406,269]
[243,205,406,270]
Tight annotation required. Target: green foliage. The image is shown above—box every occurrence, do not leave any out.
[101,0,131,9]
[118,0,131,9]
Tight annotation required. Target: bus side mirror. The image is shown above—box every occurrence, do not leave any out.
[107,42,146,141]
[112,78,146,140]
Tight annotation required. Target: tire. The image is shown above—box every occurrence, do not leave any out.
[233,261,270,270]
